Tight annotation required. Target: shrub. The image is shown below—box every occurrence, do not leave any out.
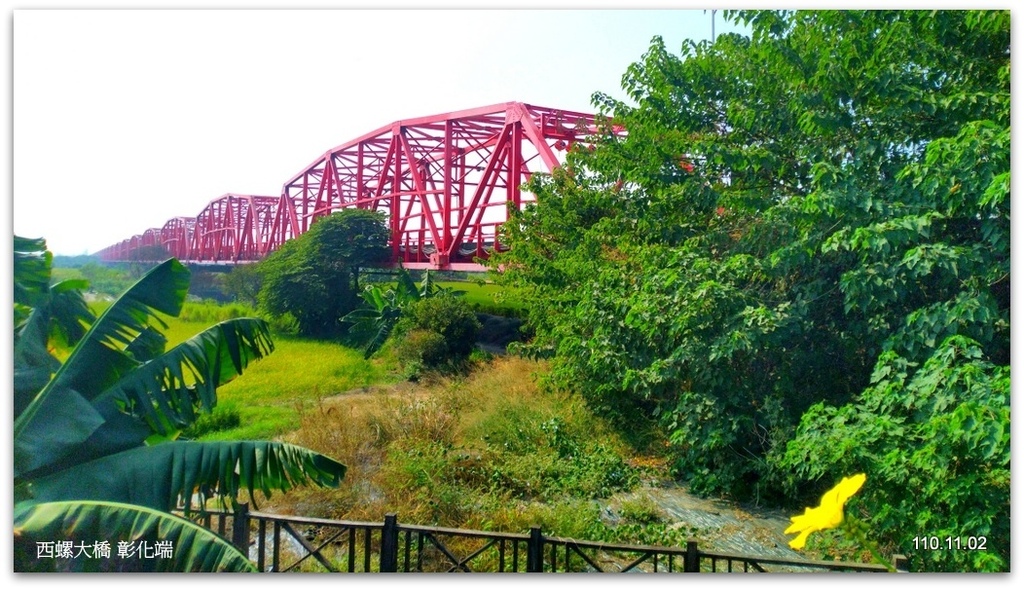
[403,295,481,359]
[395,329,449,369]
[616,496,663,525]
[182,405,242,439]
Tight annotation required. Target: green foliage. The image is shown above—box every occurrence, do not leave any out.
[181,403,241,439]
[76,262,137,297]
[256,209,390,338]
[394,329,449,379]
[463,400,638,501]
[14,501,255,572]
[13,237,348,572]
[489,10,1008,571]
[773,336,1009,571]
[221,262,263,305]
[616,496,663,525]
[344,267,471,359]
[400,294,482,360]
[343,266,422,358]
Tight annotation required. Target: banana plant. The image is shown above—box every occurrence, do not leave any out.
[12,237,347,572]
[342,267,466,359]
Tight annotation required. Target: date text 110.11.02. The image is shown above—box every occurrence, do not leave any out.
[912,536,987,551]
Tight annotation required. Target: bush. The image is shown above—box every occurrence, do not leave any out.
[182,405,242,439]
[395,329,449,368]
[616,496,663,525]
[393,295,482,376]
[404,295,481,358]
[770,337,1010,572]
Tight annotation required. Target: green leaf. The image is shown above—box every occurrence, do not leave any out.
[14,500,255,572]
[15,259,190,449]
[91,317,274,437]
[13,236,52,308]
[14,388,106,477]
[27,441,346,512]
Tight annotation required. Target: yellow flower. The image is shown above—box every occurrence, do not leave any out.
[785,473,866,550]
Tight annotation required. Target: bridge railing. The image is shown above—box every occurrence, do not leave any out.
[185,504,908,573]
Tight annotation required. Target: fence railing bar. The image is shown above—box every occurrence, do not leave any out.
[421,532,473,572]
[699,550,887,572]
[362,528,371,572]
[453,538,499,571]
[416,531,424,572]
[565,542,605,572]
[621,552,654,573]
[397,522,530,542]
[257,518,266,572]
[244,510,378,529]
[296,526,349,571]
[188,509,902,574]
[381,514,398,572]
[279,521,338,572]
[403,529,412,572]
[272,520,281,573]
[347,527,356,573]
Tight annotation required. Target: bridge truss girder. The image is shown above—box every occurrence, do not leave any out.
[97,102,603,270]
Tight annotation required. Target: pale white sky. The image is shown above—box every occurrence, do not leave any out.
[10,4,746,256]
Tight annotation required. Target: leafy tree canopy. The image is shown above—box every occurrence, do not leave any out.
[490,10,1008,571]
[257,208,390,338]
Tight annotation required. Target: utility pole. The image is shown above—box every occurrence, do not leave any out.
[711,9,717,43]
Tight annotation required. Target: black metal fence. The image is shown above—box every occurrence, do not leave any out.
[188,504,907,573]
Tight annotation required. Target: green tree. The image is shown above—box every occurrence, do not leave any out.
[13,236,347,572]
[257,209,390,338]
[222,261,263,306]
[490,10,1008,571]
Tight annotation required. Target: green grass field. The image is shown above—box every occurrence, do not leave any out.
[78,300,399,441]
[171,325,398,441]
[436,280,525,316]
[208,335,398,440]
[76,277,522,443]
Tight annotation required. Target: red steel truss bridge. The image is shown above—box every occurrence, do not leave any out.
[96,102,608,271]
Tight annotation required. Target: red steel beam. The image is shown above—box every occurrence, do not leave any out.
[97,101,609,270]
[189,194,281,263]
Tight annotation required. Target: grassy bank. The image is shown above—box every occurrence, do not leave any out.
[203,336,399,440]
[436,280,526,317]
[83,298,681,547]
[264,356,682,547]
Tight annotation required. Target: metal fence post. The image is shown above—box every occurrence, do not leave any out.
[381,513,399,572]
[527,526,544,572]
[231,502,249,553]
[684,540,700,572]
